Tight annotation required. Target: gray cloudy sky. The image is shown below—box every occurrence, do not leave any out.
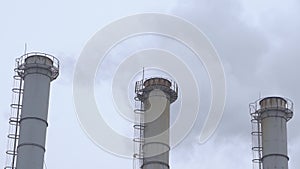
[1,0,300,169]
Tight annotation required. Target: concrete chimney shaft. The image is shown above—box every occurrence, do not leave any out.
[16,53,59,169]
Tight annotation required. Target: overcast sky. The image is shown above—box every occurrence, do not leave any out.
[1,0,300,169]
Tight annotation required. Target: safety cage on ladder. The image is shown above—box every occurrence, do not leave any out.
[250,101,263,169]
[133,79,146,169]
[4,60,24,169]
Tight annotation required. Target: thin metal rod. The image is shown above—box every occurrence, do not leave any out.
[142,67,145,84]
[24,43,27,55]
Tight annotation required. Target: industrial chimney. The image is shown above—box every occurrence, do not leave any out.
[133,77,178,169]
[250,96,293,169]
[5,52,59,169]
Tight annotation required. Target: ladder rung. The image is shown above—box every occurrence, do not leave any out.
[9,117,20,125]
[251,131,262,136]
[252,147,263,151]
[133,124,145,130]
[10,103,22,109]
[8,133,20,139]
[12,88,24,93]
[133,138,144,143]
[9,117,20,122]
[13,74,22,80]
[133,153,144,159]
[252,158,261,163]
[6,150,17,156]
[134,109,145,114]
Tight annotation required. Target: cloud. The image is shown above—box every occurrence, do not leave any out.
[168,0,300,168]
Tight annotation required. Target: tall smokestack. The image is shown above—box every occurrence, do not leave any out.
[16,53,59,169]
[250,96,293,169]
[134,77,178,169]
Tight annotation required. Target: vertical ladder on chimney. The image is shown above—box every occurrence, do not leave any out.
[133,79,145,169]
[250,102,263,169]
[4,60,24,169]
